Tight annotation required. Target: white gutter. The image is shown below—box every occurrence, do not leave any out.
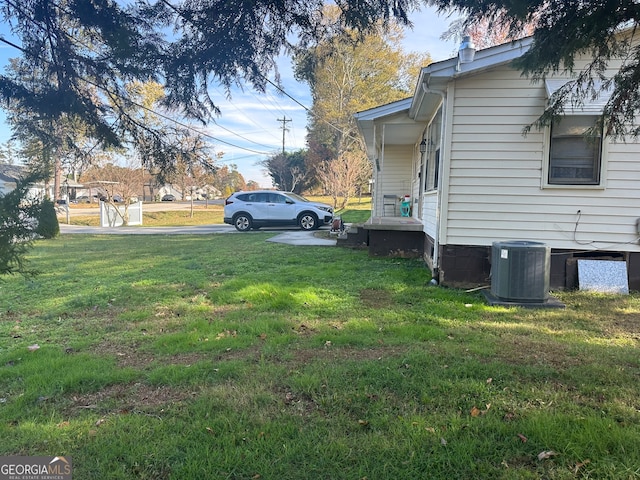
[422,79,447,281]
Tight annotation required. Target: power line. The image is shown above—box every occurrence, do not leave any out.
[210,118,277,151]
[0,1,358,156]
[213,87,281,145]
[0,35,273,156]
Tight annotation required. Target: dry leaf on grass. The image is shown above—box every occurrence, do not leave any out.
[574,460,590,473]
[470,404,491,417]
[538,451,558,460]
[517,433,527,443]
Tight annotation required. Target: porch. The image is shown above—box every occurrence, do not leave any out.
[339,216,425,258]
[364,215,423,231]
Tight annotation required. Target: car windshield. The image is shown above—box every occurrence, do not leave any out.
[285,192,309,203]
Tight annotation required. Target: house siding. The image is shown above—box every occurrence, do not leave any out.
[374,144,413,216]
[443,65,640,254]
[422,191,438,239]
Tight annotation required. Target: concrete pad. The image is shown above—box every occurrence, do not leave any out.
[482,290,565,309]
[266,231,337,246]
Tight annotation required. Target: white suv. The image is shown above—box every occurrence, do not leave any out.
[224,190,334,231]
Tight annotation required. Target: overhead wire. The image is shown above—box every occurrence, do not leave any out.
[0,1,275,156]
[157,0,357,142]
[0,33,273,155]
[213,87,281,145]
[1,0,360,157]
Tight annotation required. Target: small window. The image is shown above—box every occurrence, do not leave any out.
[549,116,602,185]
[253,193,268,202]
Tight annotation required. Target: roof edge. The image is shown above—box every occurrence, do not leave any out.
[410,37,534,117]
[354,97,412,121]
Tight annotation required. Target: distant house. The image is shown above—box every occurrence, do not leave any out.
[0,164,23,195]
[0,164,52,199]
[355,32,640,290]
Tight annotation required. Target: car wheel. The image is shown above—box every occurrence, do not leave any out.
[299,212,318,230]
[233,214,252,232]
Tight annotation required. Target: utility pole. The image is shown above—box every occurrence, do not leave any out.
[277,117,291,155]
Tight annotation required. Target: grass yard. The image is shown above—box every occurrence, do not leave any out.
[0,233,639,479]
[64,205,226,227]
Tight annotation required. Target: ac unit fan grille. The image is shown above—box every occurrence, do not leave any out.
[491,241,550,302]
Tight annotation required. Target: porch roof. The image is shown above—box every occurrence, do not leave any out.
[354,98,423,157]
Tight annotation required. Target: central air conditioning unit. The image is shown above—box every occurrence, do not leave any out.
[491,241,550,303]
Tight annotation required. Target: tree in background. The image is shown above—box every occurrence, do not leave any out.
[0,140,17,165]
[245,180,260,191]
[3,52,106,202]
[429,0,640,137]
[317,149,372,210]
[441,10,535,49]
[260,150,309,193]
[294,6,430,206]
[120,80,220,186]
[214,165,247,197]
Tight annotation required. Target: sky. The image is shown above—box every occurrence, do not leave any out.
[0,5,461,187]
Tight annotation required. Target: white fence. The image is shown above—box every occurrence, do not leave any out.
[100,201,143,227]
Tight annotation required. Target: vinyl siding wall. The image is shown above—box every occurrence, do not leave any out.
[443,65,640,252]
[373,144,414,215]
[423,190,438,238]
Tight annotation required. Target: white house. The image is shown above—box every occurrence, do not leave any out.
[355,33,640,291]
[0,164,52,199]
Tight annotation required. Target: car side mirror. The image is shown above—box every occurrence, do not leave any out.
[286,199,294,204]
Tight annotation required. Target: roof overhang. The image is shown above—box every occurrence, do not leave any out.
[354,98,419,157]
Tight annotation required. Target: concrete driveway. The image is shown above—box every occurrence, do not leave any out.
[59,223,337,246]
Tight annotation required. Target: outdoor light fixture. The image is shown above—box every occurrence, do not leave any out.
[456,35,476,71]
[419,139,427,154]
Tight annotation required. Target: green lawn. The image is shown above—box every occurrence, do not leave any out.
[1,233,639,479]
